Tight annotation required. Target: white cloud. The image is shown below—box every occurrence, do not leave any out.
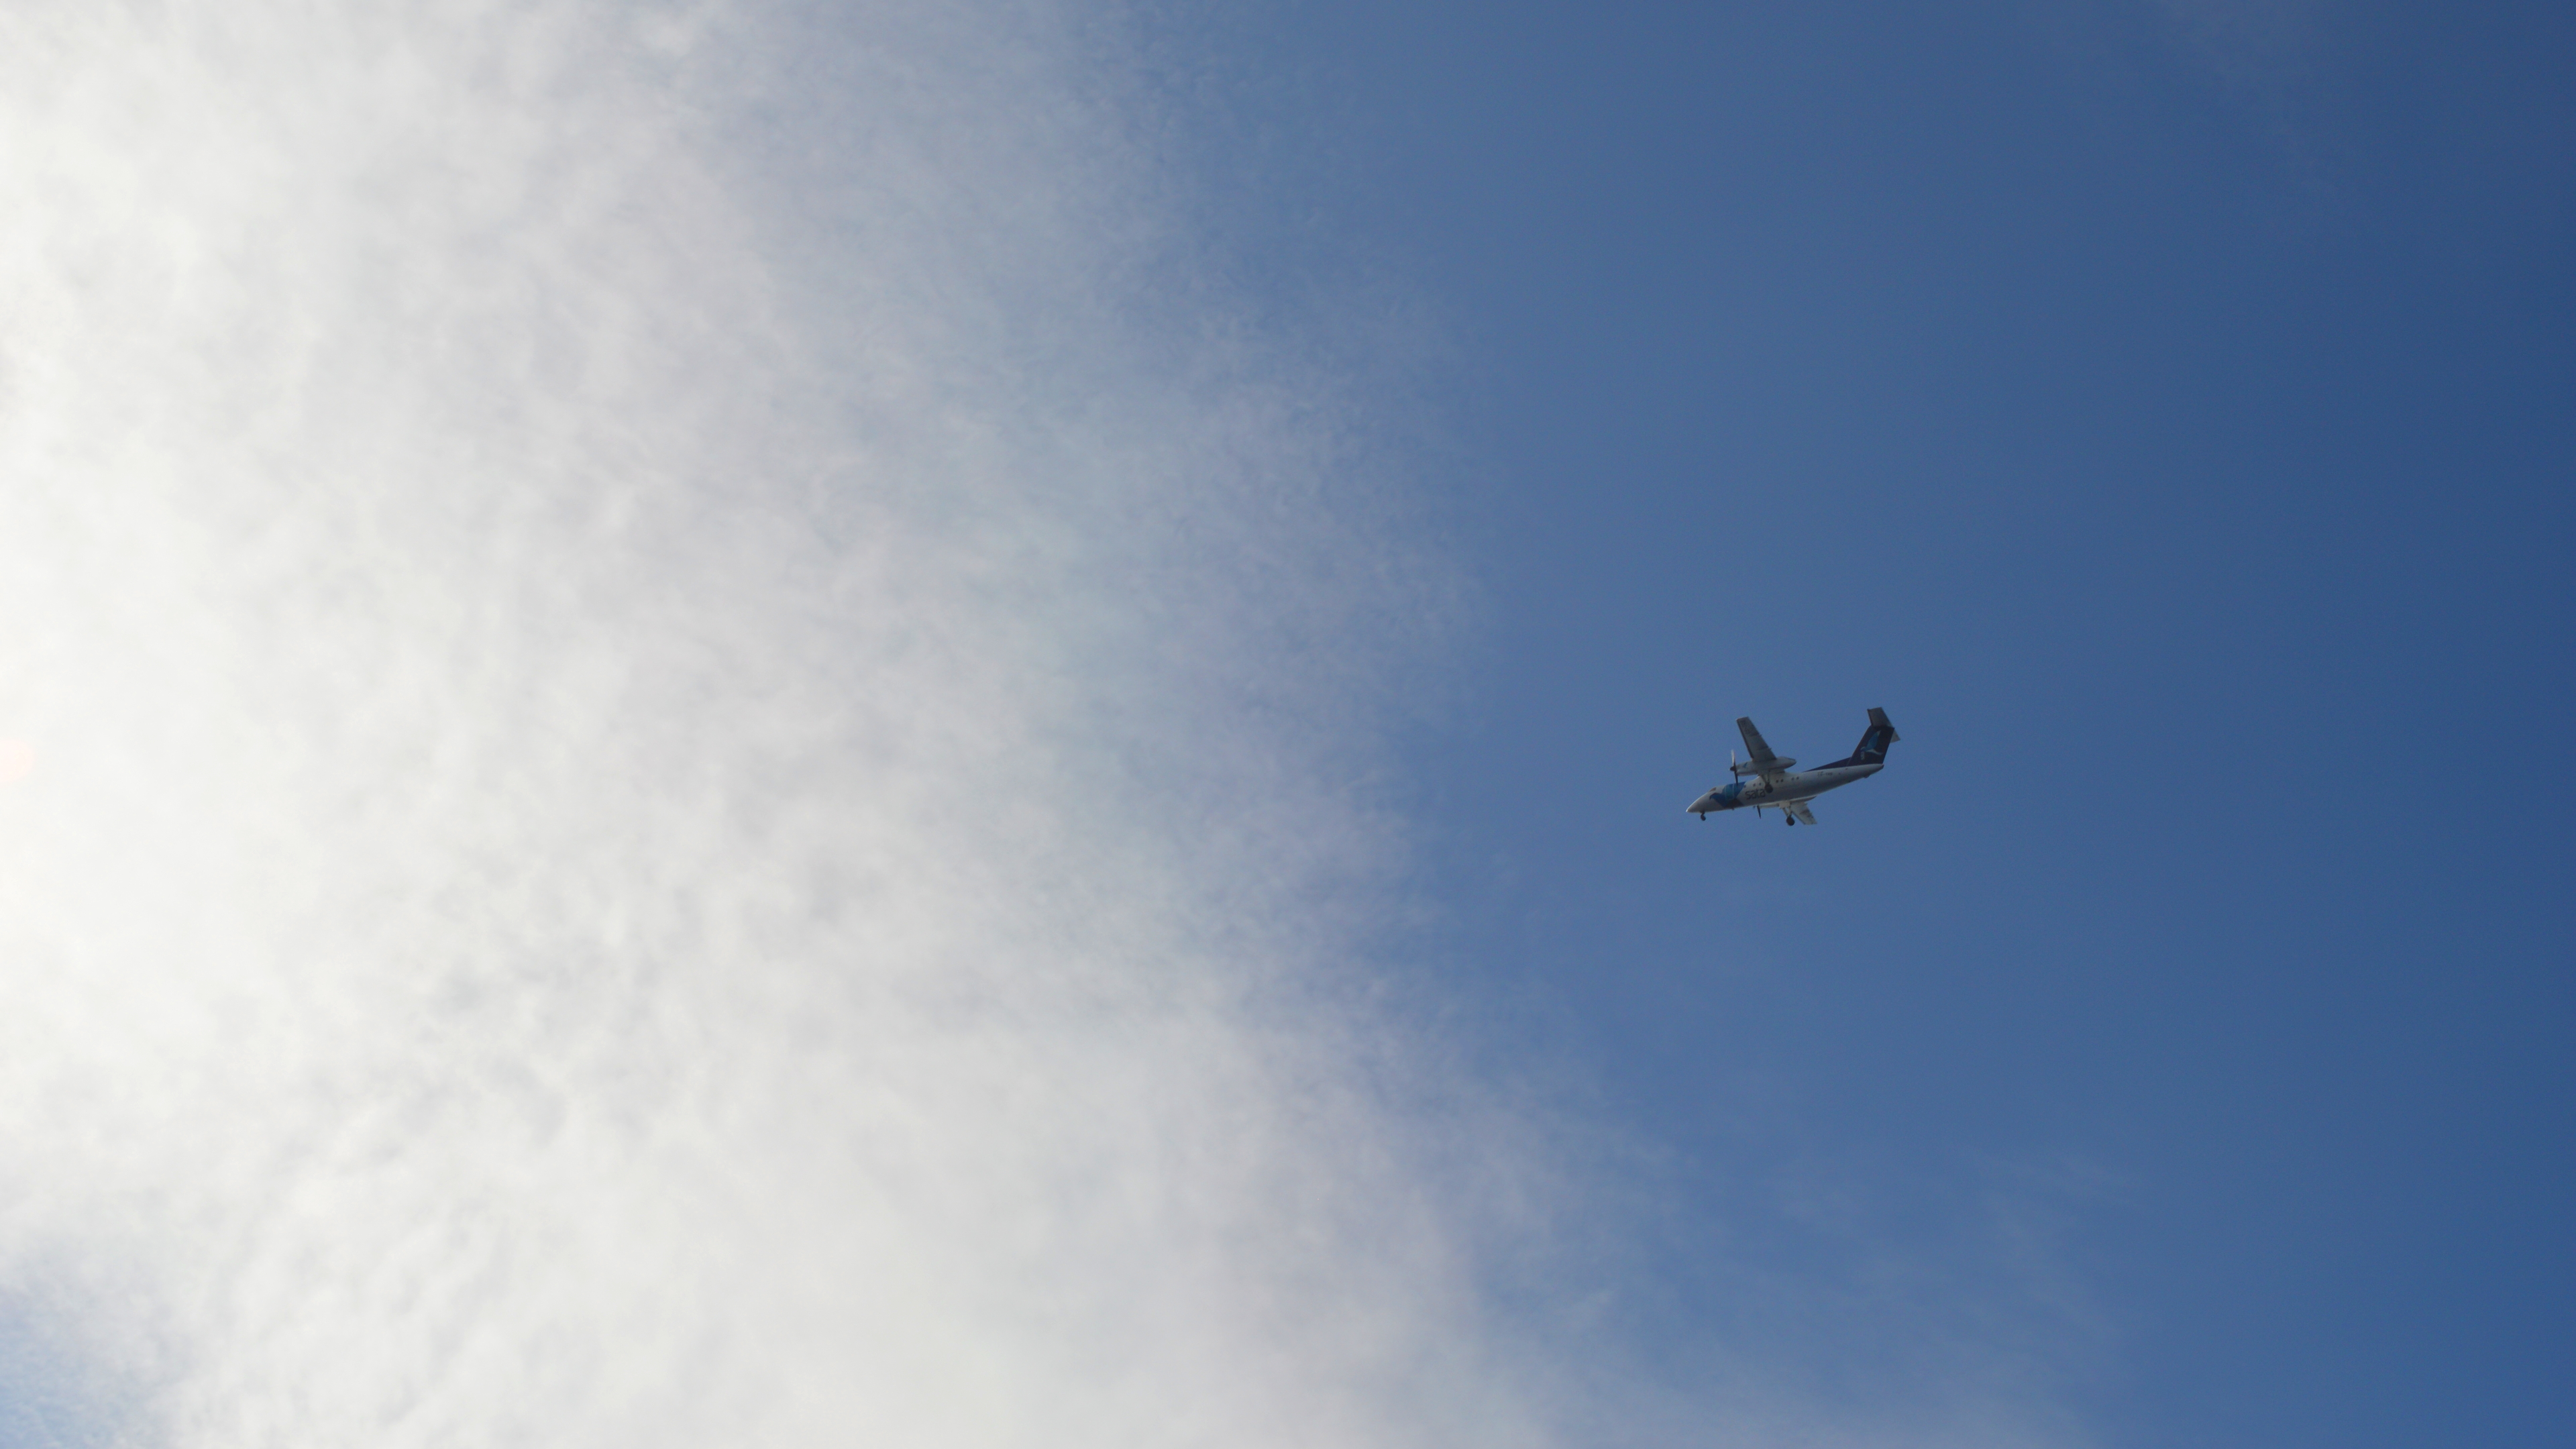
[0,3,1526,1444]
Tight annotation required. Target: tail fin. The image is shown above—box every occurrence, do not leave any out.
[1843,707,1898,765]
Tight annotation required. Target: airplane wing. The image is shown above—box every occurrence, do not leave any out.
[1785,800,1818,826]
[1735,716,1777,763]
[1736,717,1794,780]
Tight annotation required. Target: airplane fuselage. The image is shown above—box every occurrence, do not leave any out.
[1688,761,1880,816]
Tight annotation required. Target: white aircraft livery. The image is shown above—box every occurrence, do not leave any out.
[1688,708,1899,826]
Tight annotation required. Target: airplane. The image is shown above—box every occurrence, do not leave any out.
[1687,708,1898,826]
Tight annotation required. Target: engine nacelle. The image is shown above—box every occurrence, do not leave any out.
[1731,756,1793,775]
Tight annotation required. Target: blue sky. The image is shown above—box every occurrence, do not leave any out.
[1157,2,2575,1444]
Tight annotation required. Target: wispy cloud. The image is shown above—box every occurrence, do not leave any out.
[0,3,1518,1443]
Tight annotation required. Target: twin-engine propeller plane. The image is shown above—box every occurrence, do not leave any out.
[1688,708,1898,826]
